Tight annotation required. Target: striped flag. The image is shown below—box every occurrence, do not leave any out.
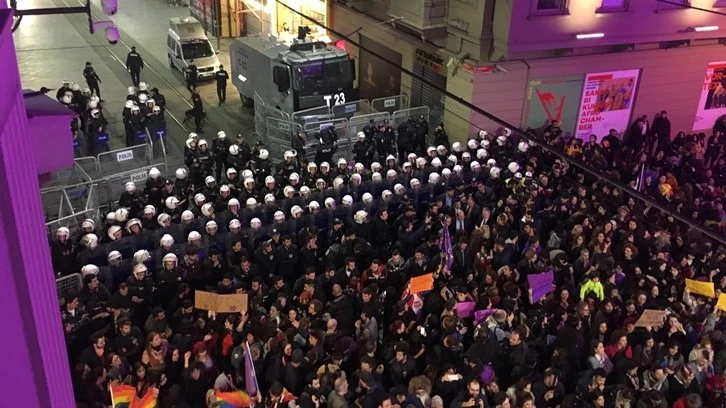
[244,342,259,397]
[440,222,453,271]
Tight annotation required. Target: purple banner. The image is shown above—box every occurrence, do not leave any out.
[244,342,258,396]
[455,302,476,318]
[528,271,554,303]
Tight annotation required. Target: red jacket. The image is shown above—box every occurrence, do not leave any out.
[604,344,633,360]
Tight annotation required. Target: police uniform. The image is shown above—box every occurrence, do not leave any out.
[125,47,145,87]
[214,66,229,105]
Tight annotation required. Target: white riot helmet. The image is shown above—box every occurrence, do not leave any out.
[462,152,471,160]
[227,198,240,208]
[258,149,269,160]
[324,197,335,209]
[452,142,462,153]
[453,165,463,174]
[507,162,520,173]
[181,210,195,222]
[274,211,285,221]
[175,168,187,179]
[442,168,452,177]
[431,158,442,168]
[264,194,275,204]
[265,176,275,186]
[351,173,362,183]
[57,227,70,239]
[481,139,491,149]
[342,195,353,205]
[134,250,151,264]
[157,213,171,227]
[220,185,230,195]
[394,184,405,194]
[299,186,311,196]
[62,94,72,104]
[205,176,216,186]
[503,128,512,137]
[133,263,148,278]
[307,162,317,171]
[246,198,257,207]
[410,178,420,188]
[81,264,99,277]
[382,190,393,200]
[108,225,122,240]
[436,145,446,155]
[289,172,300,183]
[496,135,507,146]
[428,172,440,184]
[477,149,488,160]
[470,161,481,170]
[226,168,237,178]
[143,205,156,217]
[138,82,148,91]
[115,208,129,223]
[284,150,295,161]
[371,162,382,173]
[229,219,242,230]
[162,253,178,266]
[362,193,373,203]
[407,153,417,162]
[188,231,202,242]
[291,206,304,217]
[283,186,295,197]
[250,218,261,229]
[320,162,330,170]
[194,193,206,205]
[198,139,208,148]
[448,155,458,165]
[228,145,239,156]
[189,132,198,140]
[201,203,214,217]
[244,178,255,188]
[149,167,161,179]
[354,163,364,174]
[354,210,368,224]
[205,220,220,233]
[124,100,135,109]
[138,93,148,104]
[91,108,101,117]
[217,131,226,139]
[415,157,427,168]
[82,233,99,249]
[490,167,502,179]
[127,86,136,95]
[106,212,116,224]
[124,182,136,193]
[108,251,122,262]
[467,139,479,150]
[165,196,179,210]
[338,158,347,166]
[372,172,382,182]
[125,218,141,233]
[242,169,253,180]
[71,83,80,91]
[160,234,174,248]
[386,169,397,180]
[333,177,344,189]
[518,141,529,152]
[478,130,488,139]
[357,131,365,141]
[487,158,497,168]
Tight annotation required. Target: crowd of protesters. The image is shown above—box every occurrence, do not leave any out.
[50,82,726,408]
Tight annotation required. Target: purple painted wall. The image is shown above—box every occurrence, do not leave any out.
[501,0,724,55]
[24,94,76,175]
[0,4,75,407]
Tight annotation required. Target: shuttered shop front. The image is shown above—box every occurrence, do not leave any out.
[411,48,447,127]
[243,12,263,36]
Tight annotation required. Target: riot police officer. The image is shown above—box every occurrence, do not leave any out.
[125,46,145,87]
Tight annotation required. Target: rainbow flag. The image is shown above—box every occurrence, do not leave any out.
[280,388,296,404]
[215,390,255,408]
[132,388,158,408]
[110,384,135,408]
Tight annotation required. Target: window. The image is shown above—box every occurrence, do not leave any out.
[655,0,690,11]
[532,0,567,15]
[598,0,628,12]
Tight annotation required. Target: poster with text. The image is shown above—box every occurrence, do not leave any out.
[693,61,726,130]
[522,75,584,137]
[575,69,640,140]
[359,36,402,101]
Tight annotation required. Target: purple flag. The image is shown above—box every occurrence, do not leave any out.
[528,271,554,303]
[474,308,497,324]
[455,301,476,318]
[440,223,453,271]
[244,342,258,396]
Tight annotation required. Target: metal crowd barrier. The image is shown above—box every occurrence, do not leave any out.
[97,144,153,178]
[56,273,83,306]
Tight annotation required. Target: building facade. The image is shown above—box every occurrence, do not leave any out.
[333,0,726,141]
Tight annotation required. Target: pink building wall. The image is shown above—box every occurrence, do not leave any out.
[500,0,725,55]
[0,4,75,407]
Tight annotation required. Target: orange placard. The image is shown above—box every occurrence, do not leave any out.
[685,279,715,298]
[409,273,434,294]
[195,290,218,311]
[717,294,726,312]
[217,293,248,313]
[194,291,248,313]
[634,309,667,328]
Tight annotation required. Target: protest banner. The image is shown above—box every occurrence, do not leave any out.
[528,271,554,302]
[717,294,726,312]
[634,309,667,328]
[685,279,715,298]
[410,273,434,294]
[195,291,248,313]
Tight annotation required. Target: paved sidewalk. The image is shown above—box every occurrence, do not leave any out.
[14,0,257,172]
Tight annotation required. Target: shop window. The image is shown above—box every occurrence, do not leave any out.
[531,0,568,15]
[597,0,628,12]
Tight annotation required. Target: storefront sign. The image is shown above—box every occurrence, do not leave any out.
[462,63,494,74]
[190,0,216,36]
[575,69,640,140]
[693,61,726,130]
[413,48,446,75]
[522,75,584,137]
